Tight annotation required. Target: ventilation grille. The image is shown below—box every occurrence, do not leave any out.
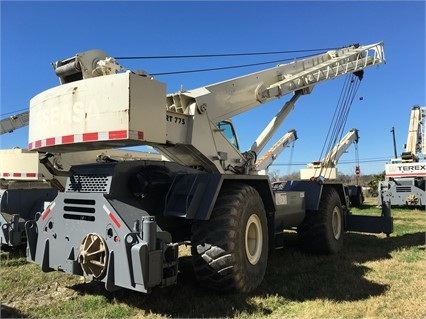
[66,174,111,193]
[396,186,413,193]
[63,198,96,222]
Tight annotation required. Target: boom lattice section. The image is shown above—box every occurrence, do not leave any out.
[166,42,384,121]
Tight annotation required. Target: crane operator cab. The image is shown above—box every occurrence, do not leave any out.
[217,120,240,150]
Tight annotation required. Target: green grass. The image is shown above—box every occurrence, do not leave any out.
[1,197,425,318]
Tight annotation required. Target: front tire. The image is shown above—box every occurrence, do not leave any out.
[297,187,344,254]
[191,183,268,293]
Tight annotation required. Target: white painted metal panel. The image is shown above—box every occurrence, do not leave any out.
[28,72,166,152]
[0,149,41,180]
[300,167,337,180]
[385,162,426,178]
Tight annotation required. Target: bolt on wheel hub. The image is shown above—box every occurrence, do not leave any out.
[78,233,108,278]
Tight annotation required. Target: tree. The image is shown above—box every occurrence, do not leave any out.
[366,171,386,197]
[267,169,281,182]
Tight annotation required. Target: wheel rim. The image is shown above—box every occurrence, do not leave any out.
[245,214,263,265]
[407,194,419,205]
[78,233,108,278]
[331,206,342,240]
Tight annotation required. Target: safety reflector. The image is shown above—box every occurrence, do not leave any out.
[41,202,56,221]
[103,204,121,228]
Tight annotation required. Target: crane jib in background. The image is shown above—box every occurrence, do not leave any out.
[0,111,29,135]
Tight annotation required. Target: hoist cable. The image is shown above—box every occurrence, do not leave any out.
[355,143,360,184]
[327,75,360,160]
[317,75,350,161]
[1,50,337,116]
[317,73,362,178]
[333,75,361,165]
[150,52,322,76]
[114,47,338,60]
[287,141,296,175]
[2,54,320,117]
[1,108,29,117]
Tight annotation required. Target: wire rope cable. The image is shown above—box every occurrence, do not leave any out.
[316,71,363,178]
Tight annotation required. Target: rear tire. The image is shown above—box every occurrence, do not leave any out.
[351,187,364,207]
[297,187,343,254]
[191,183,268,293]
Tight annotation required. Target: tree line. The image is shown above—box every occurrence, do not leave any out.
[267,169,386,197]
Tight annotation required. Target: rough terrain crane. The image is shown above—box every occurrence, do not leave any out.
[25,42,392,294]
[300,128,360,180]
[0,148,58,247]
[255,129,298,174]
[0,110,290,247]
[0,148,163,247]
[0,109,165,246]
[299,128,364,207]
[378,105,426,208]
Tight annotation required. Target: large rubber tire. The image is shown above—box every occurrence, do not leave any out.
[191,183,268,293]
[351,187,364,207]
[297,187,344,254]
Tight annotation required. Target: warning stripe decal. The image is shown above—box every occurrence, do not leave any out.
[28,130,144,150]
[103,204,121,229]
[0,172,40,178]
[41,202,56,221]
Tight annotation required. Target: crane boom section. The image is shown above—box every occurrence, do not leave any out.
[402,105,425,162]
[255,129,297,171]
[321,128,359,167]
[28,42,384,175]
[0,111,29,134]
[167,42,384,122]
[300,128,359,180]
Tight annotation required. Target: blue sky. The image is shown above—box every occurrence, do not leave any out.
[1,1,425,176]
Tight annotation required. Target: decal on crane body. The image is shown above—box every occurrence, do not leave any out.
[0,172,38,178]
[103,204,121,228]
[28,130,144,150]
[41,202,56,221]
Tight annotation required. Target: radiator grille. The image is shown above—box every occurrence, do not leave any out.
[66,175,111,193]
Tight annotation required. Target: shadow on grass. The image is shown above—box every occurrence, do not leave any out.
[68,229,425,318]
[350,202,380,211]
[0,245,27,267]
[1,304,28,318]
[258,231,424,302]
[0,245,26,258]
